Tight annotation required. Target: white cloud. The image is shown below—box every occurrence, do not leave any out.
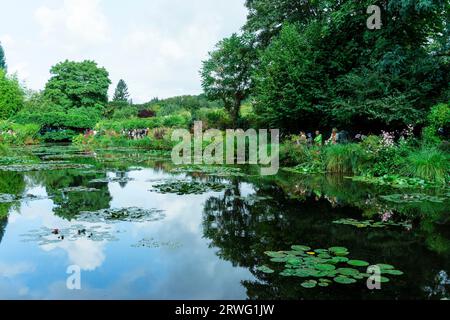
[0,0,247,101]
[35,0,110,44]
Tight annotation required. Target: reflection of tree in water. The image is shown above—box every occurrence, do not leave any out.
[33,170,112,220]
[202,176,450,300]
[0,172,26,243]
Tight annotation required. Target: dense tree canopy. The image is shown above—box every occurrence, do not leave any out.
[0,70,24,120]
[44,60,111,110]
[0,43,6,71]
[201,33,256,127]
[241,0,450,132]
[113,79,130,102]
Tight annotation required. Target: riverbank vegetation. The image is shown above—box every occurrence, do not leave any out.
[0,1,448,189]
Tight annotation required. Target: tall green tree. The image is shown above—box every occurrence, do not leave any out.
[0,69,24,120]
[250,0,449,132]
[44,60,111,110]
[113,79,130,102]
[0,43,6,71]
[201,33,256,127]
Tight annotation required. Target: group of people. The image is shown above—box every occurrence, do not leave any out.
[296,129,352,147]
[121,128,150,140]
[0,129,16,137]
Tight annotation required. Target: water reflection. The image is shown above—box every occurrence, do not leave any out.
[0,147,449,299]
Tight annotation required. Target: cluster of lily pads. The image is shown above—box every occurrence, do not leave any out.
[60,186,100,193]
[283,162,325,175]
[380,193,447,204]
[20,225,119,245]
[0,162,94,172]
[349,175,431,189]
[150,180,228,195]
[258,245,403,289]
[0,193,48,203]
[333,218,412,229]
[131,237,182,249]
[89,177,134,184]
[172,165,247,177]
[77,207,165,223]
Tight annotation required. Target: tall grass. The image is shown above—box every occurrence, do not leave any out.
[403,148,449,184]
[324,144,367,174]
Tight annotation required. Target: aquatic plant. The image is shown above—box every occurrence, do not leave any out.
[260,245,403,289]
[333,218,412,229]
[60,187,101,193]
[402,148,448,185]
[151,180,228,195]
[20,224,119,245]
[0,162,94,172]
[77,207,165,223]
[132,238,182,249]
[381,193,446,204]
[172,165,246,177]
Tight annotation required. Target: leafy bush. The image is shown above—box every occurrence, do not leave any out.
[403,148,449,185]
[0,121,40,145]
[0,70,24,120]
[111,106,138,119]
[423,103,450,143]
[193,108,231,130]
[324,144,367,174]
[280,142,315,166]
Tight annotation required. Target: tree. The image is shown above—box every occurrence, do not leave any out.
[0,42,6,71]
[253,23,326,132]
[44,60,111,110]
[201,33,256,128]
[250,0,449,132]
[113,79,130,102]
[0,69,24,120]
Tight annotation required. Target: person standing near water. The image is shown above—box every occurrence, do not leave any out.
[314,131,323,146]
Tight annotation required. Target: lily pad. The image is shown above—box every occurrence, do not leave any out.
[77,207,165,223]
[347,260,370,267]
[257,265,275,274]
[301,280,317,289]
[334,276,357,284]
[291,245,311,252]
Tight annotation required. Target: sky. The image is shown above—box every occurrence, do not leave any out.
[0,0,248,102]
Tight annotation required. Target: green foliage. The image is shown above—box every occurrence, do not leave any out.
[423,103,450,143]
[193,108,231,130]
[111,105,138,119]
[96,114,189,131]
[0,121,40,145]
[403,148,449,185]
[0,70,24,120]
[201,33,256,127]
[253,23,325,131]
[14,106,102,130]
[324,144,367,174]
[0,43,6,71]
[113,79,130,102]
[44,60,111,109]
[245,0,449,132]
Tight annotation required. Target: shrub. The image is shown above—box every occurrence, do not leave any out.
[324,144,367,174]
[403,148,449,185]
[0,121,40,145]
[280,142,314,166]
[423,103,450,143]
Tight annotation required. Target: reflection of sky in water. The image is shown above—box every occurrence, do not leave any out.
[0,169,255,299]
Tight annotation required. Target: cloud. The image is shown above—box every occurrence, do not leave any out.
[35,0,110,44]
[1,0,247,101]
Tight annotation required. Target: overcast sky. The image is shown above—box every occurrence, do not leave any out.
[0,0,247,102]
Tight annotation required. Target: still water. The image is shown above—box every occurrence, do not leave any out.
[0,145,449,299]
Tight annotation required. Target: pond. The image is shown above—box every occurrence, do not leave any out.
[0,145,449,300]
